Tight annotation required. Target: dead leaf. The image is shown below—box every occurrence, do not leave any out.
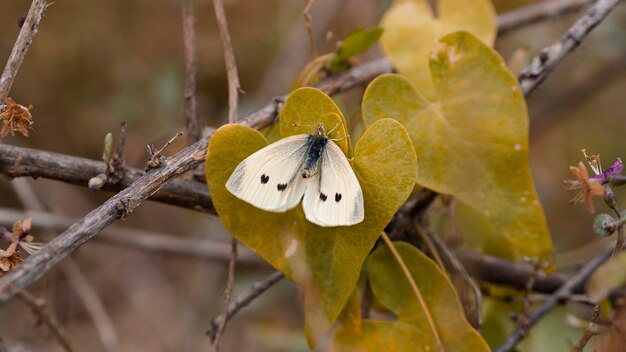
[0,97,34,137]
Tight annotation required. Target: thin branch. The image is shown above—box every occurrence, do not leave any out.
[212,238,238,350]
[212,0,241,123]
[0,131,211,303]
[493,247,614,352]
[457,251,568,295]
[519,0,623,95]
[303,0,318,60]
[0,0,49,100]
[16,290,76,352]
[497,0,594,34]
[61,259,119,352]
[0,143,216,214]
[0,207,264,265]
[182,0,202,145]
[208,271,284,340]
[571,305,602,352]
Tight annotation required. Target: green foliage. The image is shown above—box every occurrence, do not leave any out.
[330,242,489,351]
[587,251,626,302]
[205,88,417,346]
[102,132,113,162]
[329,27,384,72]
[380,0,496,97]
[363,31,553,263]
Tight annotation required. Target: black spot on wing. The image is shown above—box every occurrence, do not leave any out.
[319,193,327,202]
[335,193,342,202]
[260,174,269,184]
[277,183,288,191]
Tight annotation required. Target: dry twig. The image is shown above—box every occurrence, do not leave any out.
[493,248,614,352]
[61,260,119,352]
[519,0,623,95]
[0,0,49,100]
[182,0,202,145]
[498,0,594,34]
[212,0,241,123]
[212,239,238,350]
[208,271,285,340]
[303,0,318,60]
[17,290,76,352]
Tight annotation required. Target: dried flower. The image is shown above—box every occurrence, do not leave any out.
[0,97,34,137]
[564,162,604,213]
[0,217,44,275]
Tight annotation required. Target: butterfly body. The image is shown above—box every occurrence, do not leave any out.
[302,126,328,178]
[226,123,364,227]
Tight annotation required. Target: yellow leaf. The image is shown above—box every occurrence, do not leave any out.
[205,88,417,345]
[330,242,489,351]
[381,0,496,97]
[363,31,553,263]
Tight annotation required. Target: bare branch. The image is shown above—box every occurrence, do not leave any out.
[0,133,210,303]
[212,239,238,350]
[303,0,318,60]
[212,0,241,123]
[498,0,594,35]
[61,260,119,352]
[208,271,285,340]
[0,0,49,100]
[0,207,264,265]
[493,247,614,352]
[519,0,623,95]
[182,0,202,145]
[17,290,76,352]
[572,305,602,352]
[0,143,216,214]
[456,251,569,294]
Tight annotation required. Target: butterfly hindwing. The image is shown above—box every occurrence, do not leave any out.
[226,134,311,212]
[303,140,364,227]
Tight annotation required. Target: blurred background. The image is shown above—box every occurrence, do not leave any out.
[0,0,625,350]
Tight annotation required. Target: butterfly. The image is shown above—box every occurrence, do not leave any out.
[226,123,364,227]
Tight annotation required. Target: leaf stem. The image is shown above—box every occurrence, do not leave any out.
[380,232,445,352]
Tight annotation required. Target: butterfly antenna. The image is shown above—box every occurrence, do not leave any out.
[327,120,344,135]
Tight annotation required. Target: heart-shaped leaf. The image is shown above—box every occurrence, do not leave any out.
[381,0,496,97]
[330,241,489,351]
[205,88,417,345]
[363,31,553,263]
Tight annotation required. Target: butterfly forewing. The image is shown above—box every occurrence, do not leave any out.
[303,140,364,226]
[226,135,311,212]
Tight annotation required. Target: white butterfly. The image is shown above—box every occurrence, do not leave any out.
[226,123,364,227]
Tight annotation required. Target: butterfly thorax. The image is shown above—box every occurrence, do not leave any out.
[302,131,328,178]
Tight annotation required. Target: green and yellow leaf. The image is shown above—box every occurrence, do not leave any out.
[381,0,496,97]
[330,241,489,351]
[205,88,417,345]
[363,31,553,263]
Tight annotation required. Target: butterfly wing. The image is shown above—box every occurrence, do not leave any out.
[226,135,311,212]
[303,140,364,227]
